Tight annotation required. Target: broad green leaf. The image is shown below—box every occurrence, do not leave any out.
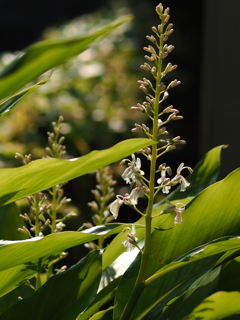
[122,237,240,319]
[78,278,119,320]
[0,138,154,206]
[218,256,240,291]
[0,250,102,320]
[0,74,50,118]
[160,267,221,320]
[0,264,36,298]
[184,291,240,320]
[0,283,34,315]
[154,145,226,206]
[0,224,127,272]
[0,15,132,101]
[0,203,27,240]
[146,168,240,278]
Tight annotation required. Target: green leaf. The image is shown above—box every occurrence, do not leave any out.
[0,283,34,315]
[160,267,221,320]
[0,224,127,272]
[0,250,102,320]
[88,307,114,320]
[0,264,36,298]
[125,237,240,319]
[0,203,27,240]
[184,291,240,320]
[0,138,154,206]
[0,15,133,101]
[0,74,51,118]
[147,168,240,279]
[218,256,240,292]
[154,145,226,206]
[78,278,119,320]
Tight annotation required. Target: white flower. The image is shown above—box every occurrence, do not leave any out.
[109,195,127,219]
[162,199,185,225]
[157,164,172,194]
[171,163,193,192]
[121,154,144,184]
[129,184,145,205]
[109,193,131,219]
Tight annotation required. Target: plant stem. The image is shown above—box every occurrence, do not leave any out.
[47,186,58,280]
[119,26,164,320]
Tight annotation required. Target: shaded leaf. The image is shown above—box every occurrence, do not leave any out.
[218,256,240,292]
[127,237,240,319]
[0,15,132,101]
[0,138,154,206]
[0,203,27,240]
[0,283,34,315]
[0,250,102,320]
[78,278,119,320]
[160,267,221,320]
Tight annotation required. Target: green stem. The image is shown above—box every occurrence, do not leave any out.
[119,24,165,320]
[35,272,41,290]
[47,186,58,280]
[34,196,42,289]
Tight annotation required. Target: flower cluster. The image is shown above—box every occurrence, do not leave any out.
[110,154,147,219]
[110,3,193,251]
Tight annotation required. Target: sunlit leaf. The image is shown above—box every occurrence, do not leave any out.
[0,138,155,206]
[184,291,240,320]
[0,224,127,272]
[118,237,240,319]
[0,15,133,101]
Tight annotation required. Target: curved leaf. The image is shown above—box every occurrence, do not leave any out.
[0,138,154,206]
[123,237,240,319]
[0,224,129,272]
[0,74,51,118]
[159,267,221,320]
[0,15,133,100]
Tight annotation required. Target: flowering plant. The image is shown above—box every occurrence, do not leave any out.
[0,3,240,320]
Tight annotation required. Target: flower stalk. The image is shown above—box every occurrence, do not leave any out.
[112,4,193,319]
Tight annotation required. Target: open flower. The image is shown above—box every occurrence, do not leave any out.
[109,194,130,219]
[121,154,144,185]
[171,163,193,191]
[157,163,172,194]
[129,182,145,205]
[162,199,185,225]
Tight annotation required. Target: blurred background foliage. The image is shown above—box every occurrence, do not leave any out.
[0,0,202,262]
